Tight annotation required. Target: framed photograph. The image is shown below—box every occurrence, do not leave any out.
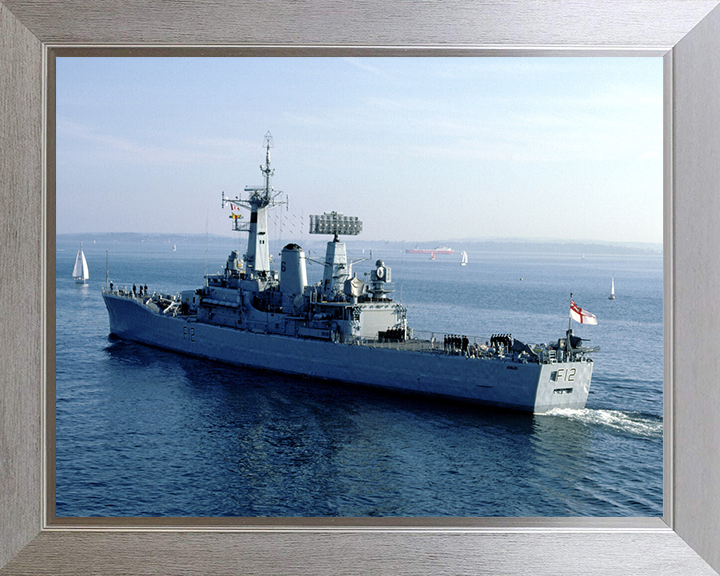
[52,54,664,522]
[2,1,720,574]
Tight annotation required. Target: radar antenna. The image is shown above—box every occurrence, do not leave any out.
[309,211,363,242]
[309,211,365,294]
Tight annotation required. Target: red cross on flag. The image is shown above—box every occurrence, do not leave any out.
[570,299,597,325]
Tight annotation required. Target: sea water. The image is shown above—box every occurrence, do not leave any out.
[55,238,662,517]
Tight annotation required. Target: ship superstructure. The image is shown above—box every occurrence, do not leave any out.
[102,134,598,413]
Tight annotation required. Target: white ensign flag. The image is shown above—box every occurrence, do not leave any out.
[570,299,597,325]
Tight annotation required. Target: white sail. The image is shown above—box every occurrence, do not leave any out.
[73,245,89,282]
[460,250,468,266]
[609,277,615,300]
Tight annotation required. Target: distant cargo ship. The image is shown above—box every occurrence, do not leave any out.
[406,245,454,255]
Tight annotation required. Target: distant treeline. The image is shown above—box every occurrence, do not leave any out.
[57,232,234,245]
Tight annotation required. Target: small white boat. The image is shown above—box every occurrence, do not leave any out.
[608,277,615,300]
[72,243,89,284]
[172,244,177,251]
[460,250,468,266]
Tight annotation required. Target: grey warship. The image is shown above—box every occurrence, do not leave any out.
[102,134,598,413]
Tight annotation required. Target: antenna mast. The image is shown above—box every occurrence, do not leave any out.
[221,132,287,276]
[260,131,274,197]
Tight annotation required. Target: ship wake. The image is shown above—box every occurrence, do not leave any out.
[541,408,663,439]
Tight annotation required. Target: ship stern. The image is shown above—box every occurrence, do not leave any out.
[533,360,594,413]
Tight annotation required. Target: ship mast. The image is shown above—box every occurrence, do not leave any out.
[221,132,286,276]
[309,211,364,294]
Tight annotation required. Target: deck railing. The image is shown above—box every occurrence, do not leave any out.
[354,330,495,356]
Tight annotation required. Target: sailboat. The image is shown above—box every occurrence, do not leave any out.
[460,250,468,266]
[608,277,615,300]
[430,251,435,261]
[172,244,177,251]
[72,243,89,284]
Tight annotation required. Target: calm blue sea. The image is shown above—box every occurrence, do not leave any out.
[55,237,663,517]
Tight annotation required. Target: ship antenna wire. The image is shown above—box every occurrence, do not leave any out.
[399,241,404,303]
[205,215,209,282]
[567,292,574,359]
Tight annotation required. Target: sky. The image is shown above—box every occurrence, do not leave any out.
[56,57,663,244]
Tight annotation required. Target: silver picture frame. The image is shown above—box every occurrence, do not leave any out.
[2,1,720,574]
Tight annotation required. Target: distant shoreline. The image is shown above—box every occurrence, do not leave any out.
[57,232,662,256]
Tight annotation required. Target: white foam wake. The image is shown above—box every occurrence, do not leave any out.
[542,408,663,439]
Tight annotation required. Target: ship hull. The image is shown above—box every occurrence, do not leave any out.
[103,293,592,413]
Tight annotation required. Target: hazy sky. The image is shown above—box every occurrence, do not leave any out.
[56,57,663,244]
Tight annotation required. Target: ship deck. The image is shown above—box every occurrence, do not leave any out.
[103,289,577,364]
[358,338,441,354]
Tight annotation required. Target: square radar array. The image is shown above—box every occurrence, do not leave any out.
[309,212,363,237]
